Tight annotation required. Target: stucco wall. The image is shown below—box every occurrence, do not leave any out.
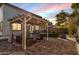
[0,5,3,35]
[2,4,22,36]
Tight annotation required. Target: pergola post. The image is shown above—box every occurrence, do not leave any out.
[22,17,32,50]
[46,23,48,40]
[22,17,27,50]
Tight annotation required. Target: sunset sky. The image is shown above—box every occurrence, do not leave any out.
[12,3,73,25]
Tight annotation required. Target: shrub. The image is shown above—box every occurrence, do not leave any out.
[41,32,59,38]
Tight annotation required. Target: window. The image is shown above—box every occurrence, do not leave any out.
[30,25,34,33]
[12,23,21,30]
[30,25,40,33]
[35,26,39,30]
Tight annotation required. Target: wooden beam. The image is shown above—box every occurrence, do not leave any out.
[24,14,48,24]
[10,14,47,26]
[10,16,24,23]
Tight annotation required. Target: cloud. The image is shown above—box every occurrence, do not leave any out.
[32,3,72,14]
[48,18,57,25]
[38,10,61,18]
[12,3,72,23]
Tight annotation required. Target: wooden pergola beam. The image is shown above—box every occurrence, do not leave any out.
[10,14,48,25]
[9,16,25,23]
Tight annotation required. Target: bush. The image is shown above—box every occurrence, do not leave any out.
[41,32,59,38]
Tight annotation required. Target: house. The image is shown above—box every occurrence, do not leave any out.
[0,3,49,50]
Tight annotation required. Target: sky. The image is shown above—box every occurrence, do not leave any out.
[12,3,73,25]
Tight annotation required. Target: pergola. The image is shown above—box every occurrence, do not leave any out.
[9,14,49,50]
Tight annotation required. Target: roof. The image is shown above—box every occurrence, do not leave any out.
[1,3,43,19]
[0,3,51,24]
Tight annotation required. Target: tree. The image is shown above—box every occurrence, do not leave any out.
[55,3,79,36]
[67,15,77,36]
[71,3,79,26]
[67,3,79,36]
[55,10,69,28]
[71,3,79,13]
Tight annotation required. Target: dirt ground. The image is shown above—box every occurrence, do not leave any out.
[0,38,78,55]
[26,38,78,55]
